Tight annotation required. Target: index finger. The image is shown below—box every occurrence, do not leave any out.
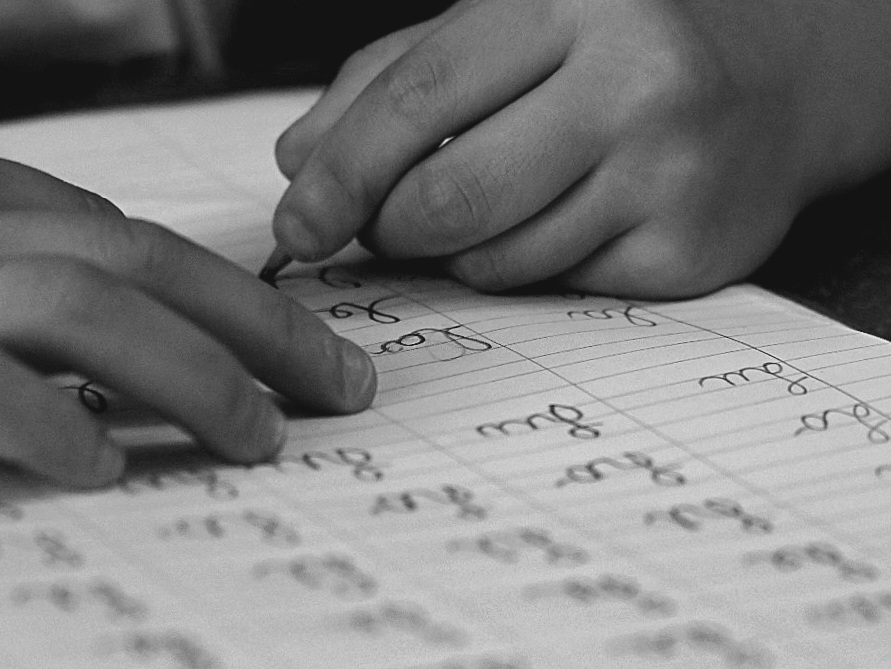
[273,0,575,262]
[0,212,377,415]
[0,159,123,218]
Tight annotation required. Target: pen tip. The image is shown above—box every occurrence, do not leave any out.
[258,245,293,289]
[259,266,279,288]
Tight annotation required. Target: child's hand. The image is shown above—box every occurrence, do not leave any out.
[0,159,376,487]
[273,0,891,297]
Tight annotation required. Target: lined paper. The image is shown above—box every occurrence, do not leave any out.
[1,92,890,669]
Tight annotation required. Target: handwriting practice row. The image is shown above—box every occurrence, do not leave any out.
[3,90,888,669]
[2,262,890,668]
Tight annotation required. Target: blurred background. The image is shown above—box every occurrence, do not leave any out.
[0,0,455,119]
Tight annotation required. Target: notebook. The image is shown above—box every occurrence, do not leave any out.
[0,91,889,669]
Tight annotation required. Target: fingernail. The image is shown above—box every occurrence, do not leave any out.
[340,339,377,412]
[262,403,289,458]
[274,206,319,262]
[273,407,289,451]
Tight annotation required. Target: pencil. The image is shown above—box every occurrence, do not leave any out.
[259,244,293,287]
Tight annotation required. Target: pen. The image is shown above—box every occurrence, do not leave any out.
[259,244,292,286]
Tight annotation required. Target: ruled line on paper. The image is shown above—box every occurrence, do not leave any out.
[10,264,891,668]
[294,266,891,528]
[4,93,891,668]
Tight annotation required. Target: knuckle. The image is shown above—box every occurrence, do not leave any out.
[338,49,371,80]
[411,161,493,249]
[625,230,716,297]
[379,45,458,130]
[607,33,733,131]
[647,46,702,100]
[111,218,185,288]
[0,258,111,330]
[47,266,115,330]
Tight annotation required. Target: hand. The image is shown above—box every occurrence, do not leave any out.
[272,0,891,298]
[0,159,376,487]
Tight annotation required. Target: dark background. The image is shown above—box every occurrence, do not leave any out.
[0,1,455,120]
[752,170,891,341]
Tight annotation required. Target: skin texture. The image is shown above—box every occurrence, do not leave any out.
[273,0,891,298]
[0,159,376,488]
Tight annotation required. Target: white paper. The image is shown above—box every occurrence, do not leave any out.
[1,91,890,669]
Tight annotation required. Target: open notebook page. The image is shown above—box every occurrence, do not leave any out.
[1,92,890,669]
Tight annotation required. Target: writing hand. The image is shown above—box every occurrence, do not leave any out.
[0,159,376,487]
[273,0,891,297]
